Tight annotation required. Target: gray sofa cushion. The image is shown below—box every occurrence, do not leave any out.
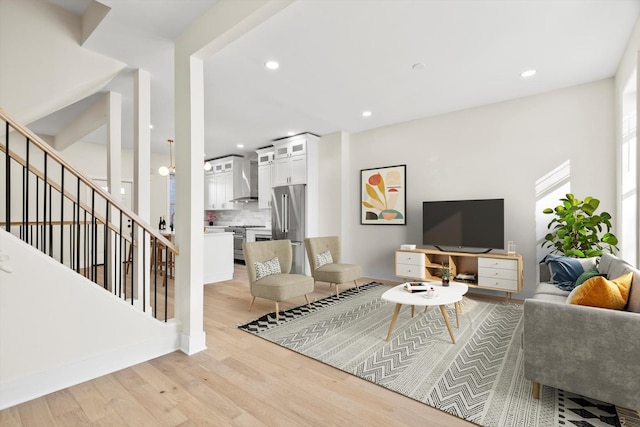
[626,269,640,313]
[534,282,571,297]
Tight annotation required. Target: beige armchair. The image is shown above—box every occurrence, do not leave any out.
[242,239,314,320]
[304,236,361,297]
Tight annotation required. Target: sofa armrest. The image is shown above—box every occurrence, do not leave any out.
[523,298,640,410]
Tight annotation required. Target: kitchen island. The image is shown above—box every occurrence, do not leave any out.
[203,231,234,284]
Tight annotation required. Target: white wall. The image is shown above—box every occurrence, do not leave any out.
[0,230,180,410]
[318,132,343,237]
[341,79,615,298]
[0,0,125,125]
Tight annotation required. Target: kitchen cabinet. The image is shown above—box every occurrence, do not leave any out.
[203,231,233,283]
[256,147,274,208]
[205,171,215,209]
[204,155,250,209]
[273,137,307,186]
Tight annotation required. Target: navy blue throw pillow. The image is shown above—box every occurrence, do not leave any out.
[542,254,585,291]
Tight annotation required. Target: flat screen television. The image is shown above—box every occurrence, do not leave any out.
[422,199,504,251]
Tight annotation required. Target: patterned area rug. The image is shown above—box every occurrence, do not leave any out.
[239,282,639,427]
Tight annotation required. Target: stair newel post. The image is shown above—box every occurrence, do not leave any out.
[23,137,30,243]
[104,200,110,290]
[60,165,64,265]
[75,178,81,274]
[4,121,9,233]
[163,244,168,322]
[142,231,146,313]
[43,151,47,254]
[91,188,96,282]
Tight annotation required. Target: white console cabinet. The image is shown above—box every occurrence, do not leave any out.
[394,248,523,300]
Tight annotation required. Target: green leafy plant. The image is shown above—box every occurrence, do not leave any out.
[542,193,619,258]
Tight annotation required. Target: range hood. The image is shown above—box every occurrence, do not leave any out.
[229,159,258,203]
[230,196,258,203]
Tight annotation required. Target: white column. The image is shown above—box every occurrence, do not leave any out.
[133,69,151,310]
[174,0,294,355]
[107,91,122,293]
[174,54,206,354]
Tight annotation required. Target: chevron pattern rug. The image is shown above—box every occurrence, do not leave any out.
[239,282,639,427]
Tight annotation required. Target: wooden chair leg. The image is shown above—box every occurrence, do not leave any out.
[354,279,360,292]
[335,284,339,297]
[304,295,311,308]
[125,244,133,275]
[248,296,256,312]
[275,301,280,320]
[532,382,540,399]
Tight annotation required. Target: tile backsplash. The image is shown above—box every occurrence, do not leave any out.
[205,204,271,227]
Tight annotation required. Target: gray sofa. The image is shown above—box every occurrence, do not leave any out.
[523,252,640,410]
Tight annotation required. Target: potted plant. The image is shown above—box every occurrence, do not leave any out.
[440,263,450,287]
[207,212,217,226]
[541,193,619,258]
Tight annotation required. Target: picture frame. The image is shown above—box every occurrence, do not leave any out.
[360,164,406,225]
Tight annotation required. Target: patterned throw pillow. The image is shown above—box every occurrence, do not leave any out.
[315,250,333,269]
[254,257,281,281]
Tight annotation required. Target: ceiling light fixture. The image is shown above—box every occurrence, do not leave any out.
[265,60,279,70]
[149,124,154,129]
[521,69,537,78]
[362,111,372,117]
[287,131,295,136]
[412,62,426,71]
[158,139,175,177]
[237,144,244,148]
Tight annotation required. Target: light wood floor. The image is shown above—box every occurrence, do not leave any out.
[0,265,474,427]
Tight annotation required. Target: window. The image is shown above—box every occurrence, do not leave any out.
[621,92,637,265]
[169,173,176,230]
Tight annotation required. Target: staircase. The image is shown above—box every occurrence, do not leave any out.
[0,109,181,410]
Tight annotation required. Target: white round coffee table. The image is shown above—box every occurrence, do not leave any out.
[381,281,468,343]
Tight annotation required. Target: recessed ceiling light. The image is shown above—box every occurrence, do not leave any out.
[521,69,537,78]
[412,62,426,71]
[237,144,244,148]
[265,61,279,70]
[149,124,154,129]
[287,131,295,136]
[362,111,372,117]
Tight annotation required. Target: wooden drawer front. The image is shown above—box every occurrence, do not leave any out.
[396,263,426,279]
[477,276,518,291]
[396,252,425,267]
[478,257,517,271]
[478,267,518,281]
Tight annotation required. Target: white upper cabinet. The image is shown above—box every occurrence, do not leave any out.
[256,146,274,209]
[204,156,251,209]
[272,137,308,186]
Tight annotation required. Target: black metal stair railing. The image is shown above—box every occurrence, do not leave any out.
[0,108,177,322]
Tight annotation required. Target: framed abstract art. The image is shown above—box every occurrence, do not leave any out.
[360,164,406,225]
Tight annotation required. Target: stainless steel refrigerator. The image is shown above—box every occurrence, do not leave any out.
[271,184,306,274]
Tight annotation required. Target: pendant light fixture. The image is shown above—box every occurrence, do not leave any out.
[159,138,212,176]
[158,138,175,177]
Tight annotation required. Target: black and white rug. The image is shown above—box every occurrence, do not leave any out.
[239,282,639,427]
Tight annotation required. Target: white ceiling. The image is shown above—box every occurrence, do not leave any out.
[32,0,640,158]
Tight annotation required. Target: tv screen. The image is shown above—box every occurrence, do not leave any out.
[422,199,504,250]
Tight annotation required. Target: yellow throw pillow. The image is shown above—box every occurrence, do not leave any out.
[569,272,633,310]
